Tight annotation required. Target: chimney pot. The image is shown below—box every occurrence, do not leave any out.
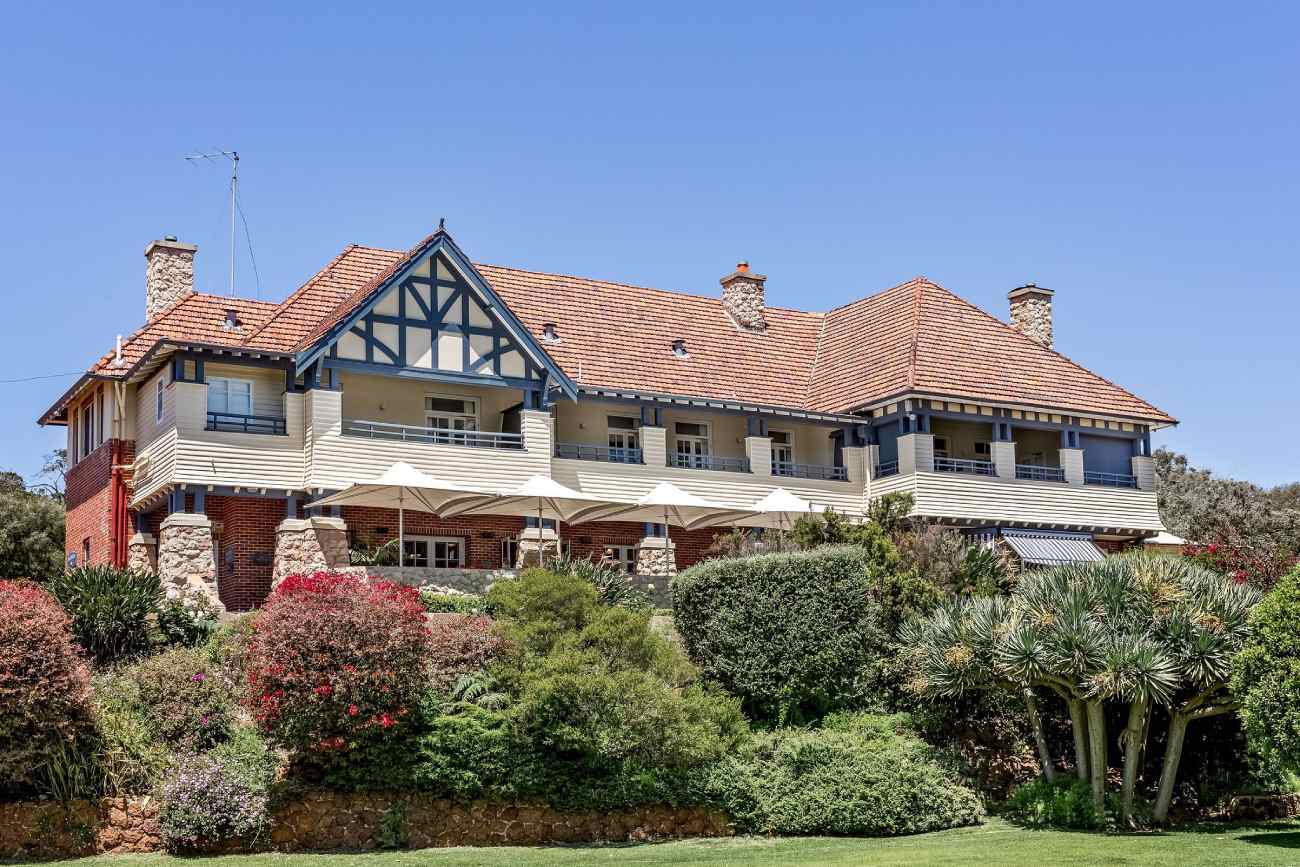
[719,261,767,332]
[144,237,198,321]
[1007,283,1055,348]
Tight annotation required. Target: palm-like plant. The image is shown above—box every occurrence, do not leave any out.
[905,552,1260,823]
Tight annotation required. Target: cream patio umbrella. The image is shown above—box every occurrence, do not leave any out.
[730,487,824,551]
[306,462,484,567]
[582,481,757,532]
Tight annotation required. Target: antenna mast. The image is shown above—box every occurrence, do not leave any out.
[185,149,240,296]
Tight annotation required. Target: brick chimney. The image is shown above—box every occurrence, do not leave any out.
[144,236,197,321]
[720,261,767,332]
[1008,283,1054,348]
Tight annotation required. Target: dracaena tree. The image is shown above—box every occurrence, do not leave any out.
[901,552,1259,824]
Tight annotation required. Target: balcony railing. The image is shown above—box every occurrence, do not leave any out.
[773,461,849,482]
[554,442,643,464]
[874,460,899,478]
[1016,464,1066,483]
[343,419,525,450]
[668,453,751,473]
[1085,470,1138,489]
[206,412,286,436]
[935,456,996,477]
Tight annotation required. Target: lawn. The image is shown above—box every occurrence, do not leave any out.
[53,819,1300,867]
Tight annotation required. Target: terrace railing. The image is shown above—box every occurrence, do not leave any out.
[1016,464,1066,482]
[668,453,751,473]
[343,419,525,450]
[1084,470,1138,489]
[205,412,287,436]
[773,461,849,482]
[934,456,996,477]
[554,442,644,464]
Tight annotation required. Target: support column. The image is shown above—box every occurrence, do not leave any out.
[126,533,157,573]
[636,535,676,578]
[1061,448,1085,486]
[991,441,1016,479]
[272,516,354,587]
[898,432,934,475]
[158,512,222,609]
[640,424,667,469]
[842,445,867,485]
[1131,455,1155,491]
[745,436,773,477]
[515,526,561,568]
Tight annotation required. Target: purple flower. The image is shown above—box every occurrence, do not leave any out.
[191,672,206,682]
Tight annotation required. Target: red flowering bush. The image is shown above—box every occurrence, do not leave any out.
[0,580,96,792]
[1182,542,1297,590]
[428,614,503,690]
[242,572,431,769]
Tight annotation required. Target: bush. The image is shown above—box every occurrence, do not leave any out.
[204,613,256,691]
[428,614,503,691]
[159,750,271,852]
[548,554,652,611]
[91,671,171,795]
[487,568,601,656]
[0,580,96,794]
[420,590,487,615]
[1234,567,1300,771]
[45,566,163,664]
[242,572,432,775]
[1002,778,1104,829]
[155,593,221,649]
[673,546,904,722]
[705,712,983,836]
[126,647,234,749]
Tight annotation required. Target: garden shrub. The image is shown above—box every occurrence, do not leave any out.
[1002,778,1104,829]
[45,565,163,664]
[204,612,257,691]
[0,580,96,793]
[672,546,904,722]
[420,590,488,615]
[428,614,503,691]
[91,671,171,795]
[705,712,983,836]
[242,572,432,775]
[548,554,652,611]
[486,567,601,656]
[155,592,221,649]
[1234,567,1300,772]
[127,647,234,749]
[159,750,271,852]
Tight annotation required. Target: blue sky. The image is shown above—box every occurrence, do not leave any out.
[2,2,1296,484]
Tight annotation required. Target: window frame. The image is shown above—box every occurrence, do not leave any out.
[672,419,712,465]
[606,415,640,455]
[155,376,165,423]
[769,429,795,466]
[402,535,465,569]
[207,376,256,417]
[424,393,480,434]
[602,544,638,575]
[81,404,94,459]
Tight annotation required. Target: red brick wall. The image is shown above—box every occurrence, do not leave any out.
[208,496,284,611]
[64,439,133,569]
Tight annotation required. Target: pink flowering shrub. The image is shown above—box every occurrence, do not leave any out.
[1182,542,1297,590]
[0,580,96,791]
[428,613,503,690]
[243,572,431,767]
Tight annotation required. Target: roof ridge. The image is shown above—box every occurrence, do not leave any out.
[804,311,830,407]
[907,279,923,390]
[241,244,366,345]
[915,277,1173,419]
[822,275,930,316]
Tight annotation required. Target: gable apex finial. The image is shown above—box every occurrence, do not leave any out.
[438,217,446,231]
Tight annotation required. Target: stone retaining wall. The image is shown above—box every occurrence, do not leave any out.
[0,793,731,858]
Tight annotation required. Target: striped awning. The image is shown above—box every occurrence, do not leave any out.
[1001,530,1105,566]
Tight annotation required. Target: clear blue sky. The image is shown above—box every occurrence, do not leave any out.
[2,2,1296,484]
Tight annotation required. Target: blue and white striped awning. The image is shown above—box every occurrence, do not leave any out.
[1001,529,1105,566]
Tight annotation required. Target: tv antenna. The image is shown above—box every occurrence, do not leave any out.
[185,149,240,297]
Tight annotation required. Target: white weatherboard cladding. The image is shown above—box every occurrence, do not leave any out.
[171,382,306,491]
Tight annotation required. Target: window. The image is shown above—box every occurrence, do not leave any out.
[95,389,105,447]
[425,395,479,443]
[402,536,464,568]
[673,421,710,468]
[81,538,91,566]
[933,436,949,458]
[607,415,640,461]
[208,377,254,417]
[602,545,637,575]
[155,377,165,423]
[81,405,94,458]
[770,430,794,466]
[974,442,992,458]
[501,536,569,569]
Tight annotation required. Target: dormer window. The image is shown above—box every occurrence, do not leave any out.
[541,322,561,344]
[223,309,242,331]
[672,338,689,358]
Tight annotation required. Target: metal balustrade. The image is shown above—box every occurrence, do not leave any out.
[667,453,751,473]
[343,419,525,450]
[554,442,644,464]
[1084,470,1138,489]
[773,461,849,481]
[934,456,996,476]
[1016,464,1066,482]
[873,460,899,478]
[205,412,287,436]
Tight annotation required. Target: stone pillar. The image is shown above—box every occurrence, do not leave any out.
[991,441,1017,479]
[745,436,773,477]
[640,425,667,469]
[636,535,676,578]
[158,513,221,609]
[898,433,935,475]
[144,237,197,321]
[1060,448,1085,486]
[272,517,353,586]
[514,527,561,568]
[126,532,157,573]
[1131,455,1155,491]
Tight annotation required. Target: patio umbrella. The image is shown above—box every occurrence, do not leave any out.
[306,462,484,567]
[732,488,822,531]
[584,481,757,531]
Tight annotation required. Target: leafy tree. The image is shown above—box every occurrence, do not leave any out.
[1232,567,1300,774]
[28,450,66,502]
[902,553,1259,824]
[0,487,65,580]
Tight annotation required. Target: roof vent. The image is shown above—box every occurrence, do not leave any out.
[541,322,561,343]
[671,338,689,359]
[222,308,243,331]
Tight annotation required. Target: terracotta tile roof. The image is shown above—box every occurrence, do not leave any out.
[55,235,1175,427]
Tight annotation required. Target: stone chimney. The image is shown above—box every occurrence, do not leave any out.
[720,261,767,332]
[1008,283,1054,348]
[144,236,197,321]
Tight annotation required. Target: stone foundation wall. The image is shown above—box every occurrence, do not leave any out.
[366,566,513,594]
[272,517,356,587]
[158,513,221,609]
[0,794,730,858]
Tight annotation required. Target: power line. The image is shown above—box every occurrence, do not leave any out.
[0,371,84,384]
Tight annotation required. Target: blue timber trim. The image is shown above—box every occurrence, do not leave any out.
[322,357,541,392]
[295,229,578,400]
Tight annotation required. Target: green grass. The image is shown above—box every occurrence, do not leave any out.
[46,819,1300,866]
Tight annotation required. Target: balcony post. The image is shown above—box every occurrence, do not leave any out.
[745,436,773,477]
[521,408,554,458]
[641,424,667,468]
[1131,455,1155,491]
[898,432,934,474]
[842,445,867,485]
[1060,448,1085,485]
[991,441,1016,479]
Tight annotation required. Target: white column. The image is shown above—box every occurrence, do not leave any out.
[1060,448,1085,486]
[640,425,667,469]
[745,436,773,476]
[521,409,554,461]
[1131,455,1155,491]
[992,440,1016,479]
[842,445,867,485]
[898,433,934,475]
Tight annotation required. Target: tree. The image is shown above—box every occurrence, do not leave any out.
[0,488,65,580]
[903,553,1259,824]
[1232,567,1300,775]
